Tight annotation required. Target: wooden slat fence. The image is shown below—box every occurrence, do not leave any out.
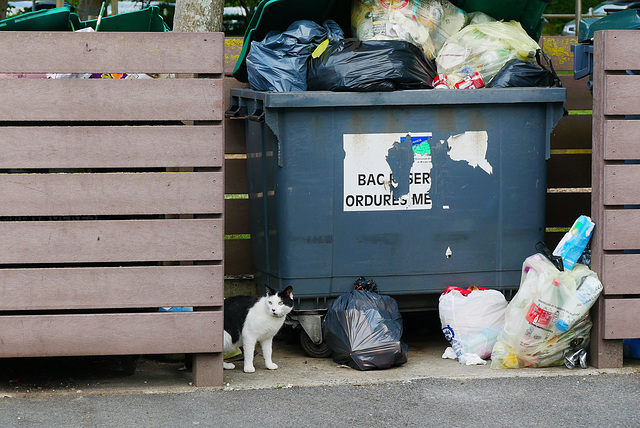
[540,36,593,246]
[0,32,225,387]
[223,38,252,276]
[590,30,640,368]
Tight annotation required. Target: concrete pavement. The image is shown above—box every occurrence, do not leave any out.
[0,312,637,397]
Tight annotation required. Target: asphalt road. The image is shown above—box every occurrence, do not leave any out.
[0,373,638,427]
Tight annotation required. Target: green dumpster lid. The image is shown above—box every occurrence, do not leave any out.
[80,6,170,32]
[449,0,551,41]
[0,6,170,32]
[232,0,351,83]
[578,8,640,43]
[0,7,71,31]
[233,0,552,83]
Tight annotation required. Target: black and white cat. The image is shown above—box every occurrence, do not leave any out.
[223,286,294,373]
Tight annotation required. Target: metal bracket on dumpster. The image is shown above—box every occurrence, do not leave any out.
[225,104,248,119]
[297,313,324,345]
[546,102,565,160]
[249,107,265,123]
[225,95,248,119]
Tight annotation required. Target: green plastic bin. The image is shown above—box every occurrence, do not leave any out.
[79,7,170,32]
[0,6,170,32]
[0,7,72,31]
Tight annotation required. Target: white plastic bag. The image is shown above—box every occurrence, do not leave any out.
[490,253,603,369]
[352,0,467,59]
[439,286,507,364]
[435,20,539,86]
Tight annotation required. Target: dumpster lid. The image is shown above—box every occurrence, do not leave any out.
[0,7,72,31]
[578,9,640,43]
[230,87,566,109]
[449,0,551,41]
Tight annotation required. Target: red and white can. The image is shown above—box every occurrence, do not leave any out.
[433,74,450,89]
[454,72,485,89]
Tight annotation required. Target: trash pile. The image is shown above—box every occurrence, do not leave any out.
[240,0,560,92]
[438,215,603,369]
[322,214,599,371]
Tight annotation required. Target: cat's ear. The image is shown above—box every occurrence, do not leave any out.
[282,286,293,300]
[265,286,276,296]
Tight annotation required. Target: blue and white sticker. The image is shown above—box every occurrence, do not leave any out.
[343,132,433,212]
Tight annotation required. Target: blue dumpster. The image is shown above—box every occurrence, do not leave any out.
[230,87,566,315]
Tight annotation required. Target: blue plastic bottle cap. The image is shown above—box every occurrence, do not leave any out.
[556,320,569,332]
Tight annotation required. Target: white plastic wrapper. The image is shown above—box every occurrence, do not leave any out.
[436,20,540,86]
[352,0,467,59]
[439,287,507,364]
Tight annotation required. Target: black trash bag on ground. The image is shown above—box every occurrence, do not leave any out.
[487,50,561,88]
[307,39,436,92]
[247,19,344,92]
[323,289,408,370]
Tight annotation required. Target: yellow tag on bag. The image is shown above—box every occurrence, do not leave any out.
[311,38,330,59]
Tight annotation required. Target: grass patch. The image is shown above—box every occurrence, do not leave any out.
[225,234,251,239]
[546,227,571,233]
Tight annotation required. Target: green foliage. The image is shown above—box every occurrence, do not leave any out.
[544,0,604,14]
[542,0,611,35]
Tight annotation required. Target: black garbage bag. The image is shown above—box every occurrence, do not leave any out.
[323,289,408,370]
[487,50,561,88]
[307,39,436,92]
[247,19,344,92]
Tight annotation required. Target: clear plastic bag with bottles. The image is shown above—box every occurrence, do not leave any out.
[490,253,603,369]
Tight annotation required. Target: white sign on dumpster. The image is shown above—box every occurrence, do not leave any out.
[343,132,433,212]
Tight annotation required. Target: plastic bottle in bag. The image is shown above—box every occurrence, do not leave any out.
[553,215,595,271]
[498,254,558,352]
[352,0,467,59]
[554,275,603,332]
[525,279,562,331]
[435,20,539,87]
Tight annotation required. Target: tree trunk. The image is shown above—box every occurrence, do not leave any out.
[0,0,9,20]
[173,0,224,32]
[77,0,105,21]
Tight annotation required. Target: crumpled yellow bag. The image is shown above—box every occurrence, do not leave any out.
[435,20,540,86]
